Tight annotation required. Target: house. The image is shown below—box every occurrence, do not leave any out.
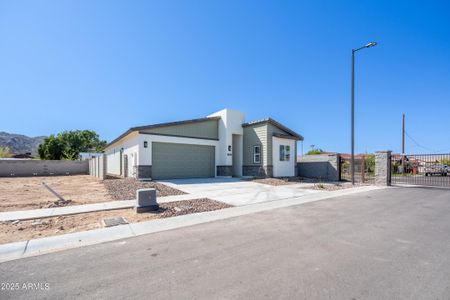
[104,109,303,180]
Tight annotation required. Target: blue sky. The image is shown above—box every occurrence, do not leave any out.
[1,0,449,154]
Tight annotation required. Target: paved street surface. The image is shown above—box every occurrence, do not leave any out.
[1,187,450,299]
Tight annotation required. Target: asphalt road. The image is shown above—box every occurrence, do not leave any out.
[1,187,450,299]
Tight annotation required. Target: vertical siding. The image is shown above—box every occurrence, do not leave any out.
[243,124,268,166]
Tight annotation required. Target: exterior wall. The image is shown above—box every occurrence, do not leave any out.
[105,131,221,179]
[0,159,89,177]
[217,165,233,176]
[297,154,340,181]
[242,124,267,167]
[104,132,140,177]
[232,134,243,177]
[242,165,273,177]
[89,154,106,179]
[139,119,219,140]
[272,136,296,177]
[266,124,291,166]
[207,109,245,167]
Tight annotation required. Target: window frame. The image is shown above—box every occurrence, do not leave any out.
[253,145,261,164]
[279,144,291,161]
[279,145,285,161]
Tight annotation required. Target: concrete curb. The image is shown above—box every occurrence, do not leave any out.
[0,194,201,222]
[0,185,383,263]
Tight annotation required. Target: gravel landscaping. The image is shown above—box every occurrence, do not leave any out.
[0,198,232,244]
[103,177,186,200]
[251,177,325,186]
[251,177,357,191]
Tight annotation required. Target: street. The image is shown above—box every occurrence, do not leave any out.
[1,187,450,299]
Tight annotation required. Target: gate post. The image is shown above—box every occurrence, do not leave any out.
[375,151,391,186]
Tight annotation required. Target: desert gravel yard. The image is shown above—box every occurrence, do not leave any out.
[0,198,232,244]
[251,177,355,191]
[0,175,185,212]
[103,177,186,200]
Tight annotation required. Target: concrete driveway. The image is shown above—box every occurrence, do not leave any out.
[158,178,321,206]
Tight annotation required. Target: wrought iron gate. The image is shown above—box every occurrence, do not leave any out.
[339,155,375,184]
[391,153,450,187]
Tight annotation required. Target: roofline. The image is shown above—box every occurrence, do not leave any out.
[242,118,304,140]
[105,116,220,149]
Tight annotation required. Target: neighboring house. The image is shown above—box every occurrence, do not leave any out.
[104,109,303,180]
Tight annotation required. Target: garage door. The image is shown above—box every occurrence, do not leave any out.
[152,142,215,180]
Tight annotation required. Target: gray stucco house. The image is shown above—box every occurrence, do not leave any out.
[104,109,303,180]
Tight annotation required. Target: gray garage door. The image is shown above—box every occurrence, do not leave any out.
[152,142,215,180]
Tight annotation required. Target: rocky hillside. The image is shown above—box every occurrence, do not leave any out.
[0,132,46,155]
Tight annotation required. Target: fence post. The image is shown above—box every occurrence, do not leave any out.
[375,151,391,186]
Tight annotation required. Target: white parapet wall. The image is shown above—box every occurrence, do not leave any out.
[0,159,89,177]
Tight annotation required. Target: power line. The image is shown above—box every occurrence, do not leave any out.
[404,130,450,153]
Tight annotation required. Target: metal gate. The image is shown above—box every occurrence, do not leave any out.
[391,153,450,187]
[339,155,375,184]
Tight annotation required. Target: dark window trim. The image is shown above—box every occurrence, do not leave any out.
[253,144,261,164]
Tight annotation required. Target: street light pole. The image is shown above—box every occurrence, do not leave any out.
[351,42,377,185]
[351,49,355,185]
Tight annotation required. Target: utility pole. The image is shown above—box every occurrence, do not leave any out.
[402,113,405,154]
[402,113,405,173]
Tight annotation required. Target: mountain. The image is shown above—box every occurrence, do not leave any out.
[0,132,46,156]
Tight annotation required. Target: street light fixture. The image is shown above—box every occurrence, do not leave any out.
[351,41,377,185]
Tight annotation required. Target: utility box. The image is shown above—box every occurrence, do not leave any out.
[135,188,159,213]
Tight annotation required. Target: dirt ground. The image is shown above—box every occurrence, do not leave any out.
[0,199,232,244]
[0,175,185,212]
[0,175,113,212]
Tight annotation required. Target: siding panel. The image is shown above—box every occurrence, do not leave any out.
[140,119,219,140]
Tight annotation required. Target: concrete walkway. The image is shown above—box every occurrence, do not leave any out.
[158,178,323,206]
[0,194,201,222]
[0,185,382,263]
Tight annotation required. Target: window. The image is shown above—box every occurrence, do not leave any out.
[279,145,285,161]
[279,145,291,161]
[253,145,261,164]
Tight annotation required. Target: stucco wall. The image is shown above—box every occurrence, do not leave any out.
[272,136,296,177]
[297,154,340,181]
[0,159,89,177]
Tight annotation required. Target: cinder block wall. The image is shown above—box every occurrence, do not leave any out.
[297,154,340,181]
[0,159,89,177]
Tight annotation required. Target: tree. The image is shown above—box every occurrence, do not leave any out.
[306,148,324,155]
[38,130,106,160]
[364,154,375,173]
[440,158,450,166]
[0,146,12,158]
